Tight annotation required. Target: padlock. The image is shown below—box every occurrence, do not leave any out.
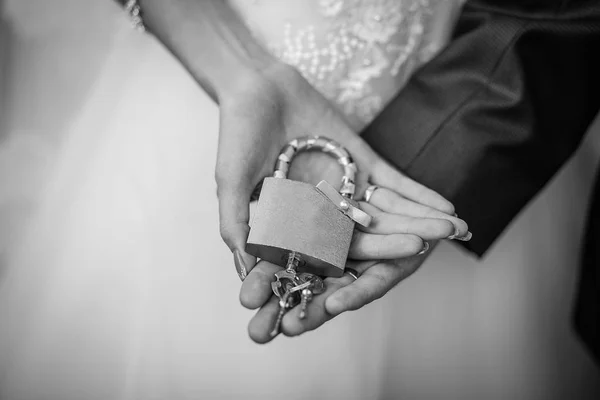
[246,136,372,278]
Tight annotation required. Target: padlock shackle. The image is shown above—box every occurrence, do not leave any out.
[273,136,357,199]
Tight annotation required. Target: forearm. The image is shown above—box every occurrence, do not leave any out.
[137,0,278,102]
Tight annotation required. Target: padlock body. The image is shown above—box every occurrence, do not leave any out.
[246,177,353,277]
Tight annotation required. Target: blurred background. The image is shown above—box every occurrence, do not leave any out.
[0,1,599,400]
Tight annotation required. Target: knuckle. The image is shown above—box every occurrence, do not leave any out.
[357,283,383,308]
[219,225,236,250]
[214,166,227,188]
[369,273,388,291]
[218,224,230,241]
[370,158,387,176]
[422,206,439,218]
[215,182,226,201]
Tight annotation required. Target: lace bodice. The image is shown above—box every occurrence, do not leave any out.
[229,0,463,130]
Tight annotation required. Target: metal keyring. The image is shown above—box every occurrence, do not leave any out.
[344,268,360,281]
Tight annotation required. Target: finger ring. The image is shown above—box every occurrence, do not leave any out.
[344,268,360,281]
[363,185,378,203]
[417,241,430,256]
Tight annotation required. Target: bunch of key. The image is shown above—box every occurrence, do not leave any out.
[270,252,325,337]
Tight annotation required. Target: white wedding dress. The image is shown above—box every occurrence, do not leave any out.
[0,1,598,399]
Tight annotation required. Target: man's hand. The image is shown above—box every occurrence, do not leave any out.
[239,185,469,343]
[241,248,432,343]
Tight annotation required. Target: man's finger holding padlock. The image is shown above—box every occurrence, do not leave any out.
[246,264,365,342]
[239,135,469,340]
[246,258,409,340]
[278,257,426,338]
[325,256,427,317]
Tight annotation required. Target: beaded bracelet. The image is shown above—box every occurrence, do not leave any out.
[122,0,145,31]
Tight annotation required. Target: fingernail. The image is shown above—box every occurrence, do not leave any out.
[417,241,430,256]
[234,250,248,281]
[455,231,473,242]
[447,226,461,240]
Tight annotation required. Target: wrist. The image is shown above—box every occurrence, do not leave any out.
[211,55,285,103]
[140,0,280,102]
[218,60,302,105]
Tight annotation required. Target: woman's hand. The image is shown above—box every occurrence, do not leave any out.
[138,0,463,280]
[217,63,459,279]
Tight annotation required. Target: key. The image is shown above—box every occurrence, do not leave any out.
[271,269,298,300]
[270,290,301,337]
[295,273,325,319]
[298,288,313,320]
[270,294,289,337]
[270,275,315,337]
[271,252,302,300]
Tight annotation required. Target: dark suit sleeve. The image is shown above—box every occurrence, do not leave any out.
[361,0,600,256]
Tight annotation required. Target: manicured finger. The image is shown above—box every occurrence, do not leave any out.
[364,187,470,239]
[217,180,257,280]
[217,104,283,280]
[349,232,426,260]
[239,260,282,310]
[358,202,456,240]
[371,161,455,215]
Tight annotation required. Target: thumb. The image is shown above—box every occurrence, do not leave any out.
[217,182,256,280]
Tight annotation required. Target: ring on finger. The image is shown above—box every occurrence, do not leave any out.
[417,241,430,256]
[363,185,379,203]
[344,268,360,281]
